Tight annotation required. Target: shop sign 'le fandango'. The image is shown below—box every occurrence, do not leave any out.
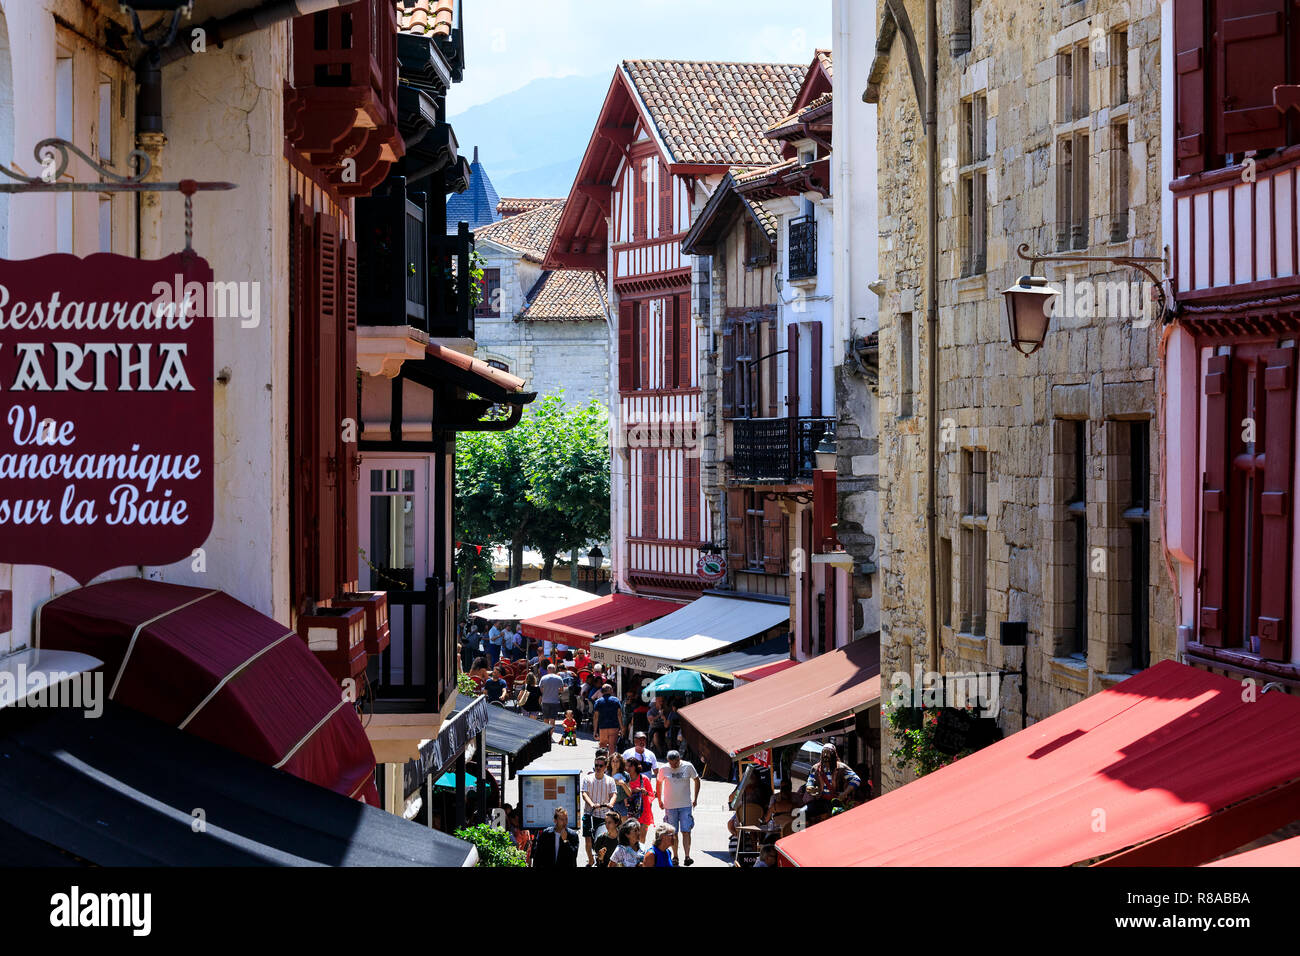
[0,251,214,583]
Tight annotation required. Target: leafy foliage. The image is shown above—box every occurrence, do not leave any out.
[453,823,527,867]
[455,393,610,594]
[885,706,977,778]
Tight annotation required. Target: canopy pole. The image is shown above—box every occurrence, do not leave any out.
[478,730,489,821]
[455,753,467,830]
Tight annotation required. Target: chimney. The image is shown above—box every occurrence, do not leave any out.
[474,145,479,164]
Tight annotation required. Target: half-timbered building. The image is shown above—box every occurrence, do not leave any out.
[545,60,806,598]
[1163,0,1300,687]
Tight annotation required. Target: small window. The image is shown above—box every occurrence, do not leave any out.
[898,311,914,418]
[1123,420,1150,669]
[1111,29,1129,106]
[1110,122,1129,242]
[745,218,773,269]
[959,449,988,637]
[476,268,501,317]
[1067,420,1088,658]
[960,94,989,275]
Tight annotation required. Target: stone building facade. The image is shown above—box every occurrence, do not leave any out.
[868,0,1174,792]
[473,199,611,406]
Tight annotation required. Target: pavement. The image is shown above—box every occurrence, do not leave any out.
[511,717,739,867]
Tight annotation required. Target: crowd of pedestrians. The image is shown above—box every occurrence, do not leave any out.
[523,740,700,867]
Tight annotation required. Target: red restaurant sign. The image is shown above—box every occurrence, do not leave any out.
[0,252,214,583]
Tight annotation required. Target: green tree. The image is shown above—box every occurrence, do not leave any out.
[454,393,610,596]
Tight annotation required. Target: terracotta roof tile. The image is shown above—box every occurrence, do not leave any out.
[622,60,807,166]
[518,270,609,322]
[496,197,563,217]
[765,91,834,136]
[474,201,564,261]
[396,0,455,38]
[815,49,833,79]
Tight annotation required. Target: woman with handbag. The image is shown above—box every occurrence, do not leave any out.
[622,757,655,830]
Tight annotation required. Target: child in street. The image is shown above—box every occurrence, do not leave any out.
[562,710,578,746]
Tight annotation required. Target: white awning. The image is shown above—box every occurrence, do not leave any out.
[468,580,594,606]
[469,581,598,621]
[590,594,790,671]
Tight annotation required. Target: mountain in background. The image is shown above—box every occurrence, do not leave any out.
[450,73,613,200]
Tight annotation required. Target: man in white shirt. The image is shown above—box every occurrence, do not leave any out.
[622,732,658,776]
[580,754,618,866]
[486,623,503,665]
[538,664,565,724]
[656,750,701,865]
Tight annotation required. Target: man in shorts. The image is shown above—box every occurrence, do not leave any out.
[656,749,700,865]
[538,663,565,727]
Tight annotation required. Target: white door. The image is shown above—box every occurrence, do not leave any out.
[359,458,430,686]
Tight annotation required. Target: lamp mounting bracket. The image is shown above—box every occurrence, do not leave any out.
[1015,242,1174,325]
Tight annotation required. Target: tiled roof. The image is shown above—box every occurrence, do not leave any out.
[447,147,501,233]
[733,157,798,186]
[396,0,455,37]
[474,200,564,261]
[766,91,833,137]
[815,49,833,79]
[497,197,563,217]
[518,270,609,322]
[622,60,807,166]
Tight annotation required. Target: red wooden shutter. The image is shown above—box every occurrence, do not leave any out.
[634,159,648,241]
[677,292,691,388]
[639,301,651,390]
[1200,353,1232,647]
[813,469,837,553]
[289,197,312,614]
[685,453,700,542]
[762,497,785,573]
[663,296,676,388]
[823,570,837,654]
[618,300,635,391]
[726,489,746,569]
[809,320,823,417]
[659,160,673,237]
[339,237,359,590]
[787,323,800,416]
[721,323,736,418]
[800,511,813,656]
[1174,0,1210,175]
[313,211,341,601]
[1258,345,1296,661]
[1216,0,1287,156]
[735,322,749,418]
[766,320,779,417]
[642,449,658,539]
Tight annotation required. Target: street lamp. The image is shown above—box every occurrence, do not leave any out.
[586,546,603,593]
[1001,275,1060,356]
[1002,242,1172,356]
[814,428,837,472]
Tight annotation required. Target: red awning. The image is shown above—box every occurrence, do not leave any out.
[776,661,1300,867]
[38,579,379,805]
[679,639,880,775]
[520,594,683,651]
[733,658,801,683]
[1205,835,1300,866]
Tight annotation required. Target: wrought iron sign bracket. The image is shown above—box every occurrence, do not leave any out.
[1015,242,1174,325]
[0,138,236,250]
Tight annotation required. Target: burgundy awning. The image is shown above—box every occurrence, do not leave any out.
[38,578,379,805]
[520,594,684,651]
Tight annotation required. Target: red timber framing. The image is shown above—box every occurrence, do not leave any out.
[290,193,360,618]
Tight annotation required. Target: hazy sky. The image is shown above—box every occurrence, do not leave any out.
[450,0,834,114]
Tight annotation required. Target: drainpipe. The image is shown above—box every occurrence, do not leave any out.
[924,0,940,673]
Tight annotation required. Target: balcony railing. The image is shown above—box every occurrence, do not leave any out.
[733,416,834,483]
[788,215,817,280]
[357,178,474,337]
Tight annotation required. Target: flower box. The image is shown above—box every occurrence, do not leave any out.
[297,606,368,685]
[335,590,391,656]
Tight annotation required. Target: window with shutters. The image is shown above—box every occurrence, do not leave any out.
[745,218,773,269]
[659,161,673,237]
[1173,0,1300,175]
[476,268,501,317]
[641,448,658,539]
[1201,344,1297,662]
[1055,41,1091,251]
[959,93,988,276]
[634,157,649,241]
[289,200,357,613]
[959,448,988,637]
[745,491,765,570]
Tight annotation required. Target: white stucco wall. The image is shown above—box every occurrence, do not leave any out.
[0,6,292,653]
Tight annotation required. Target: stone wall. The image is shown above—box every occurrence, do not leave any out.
[874,0,1174,792]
